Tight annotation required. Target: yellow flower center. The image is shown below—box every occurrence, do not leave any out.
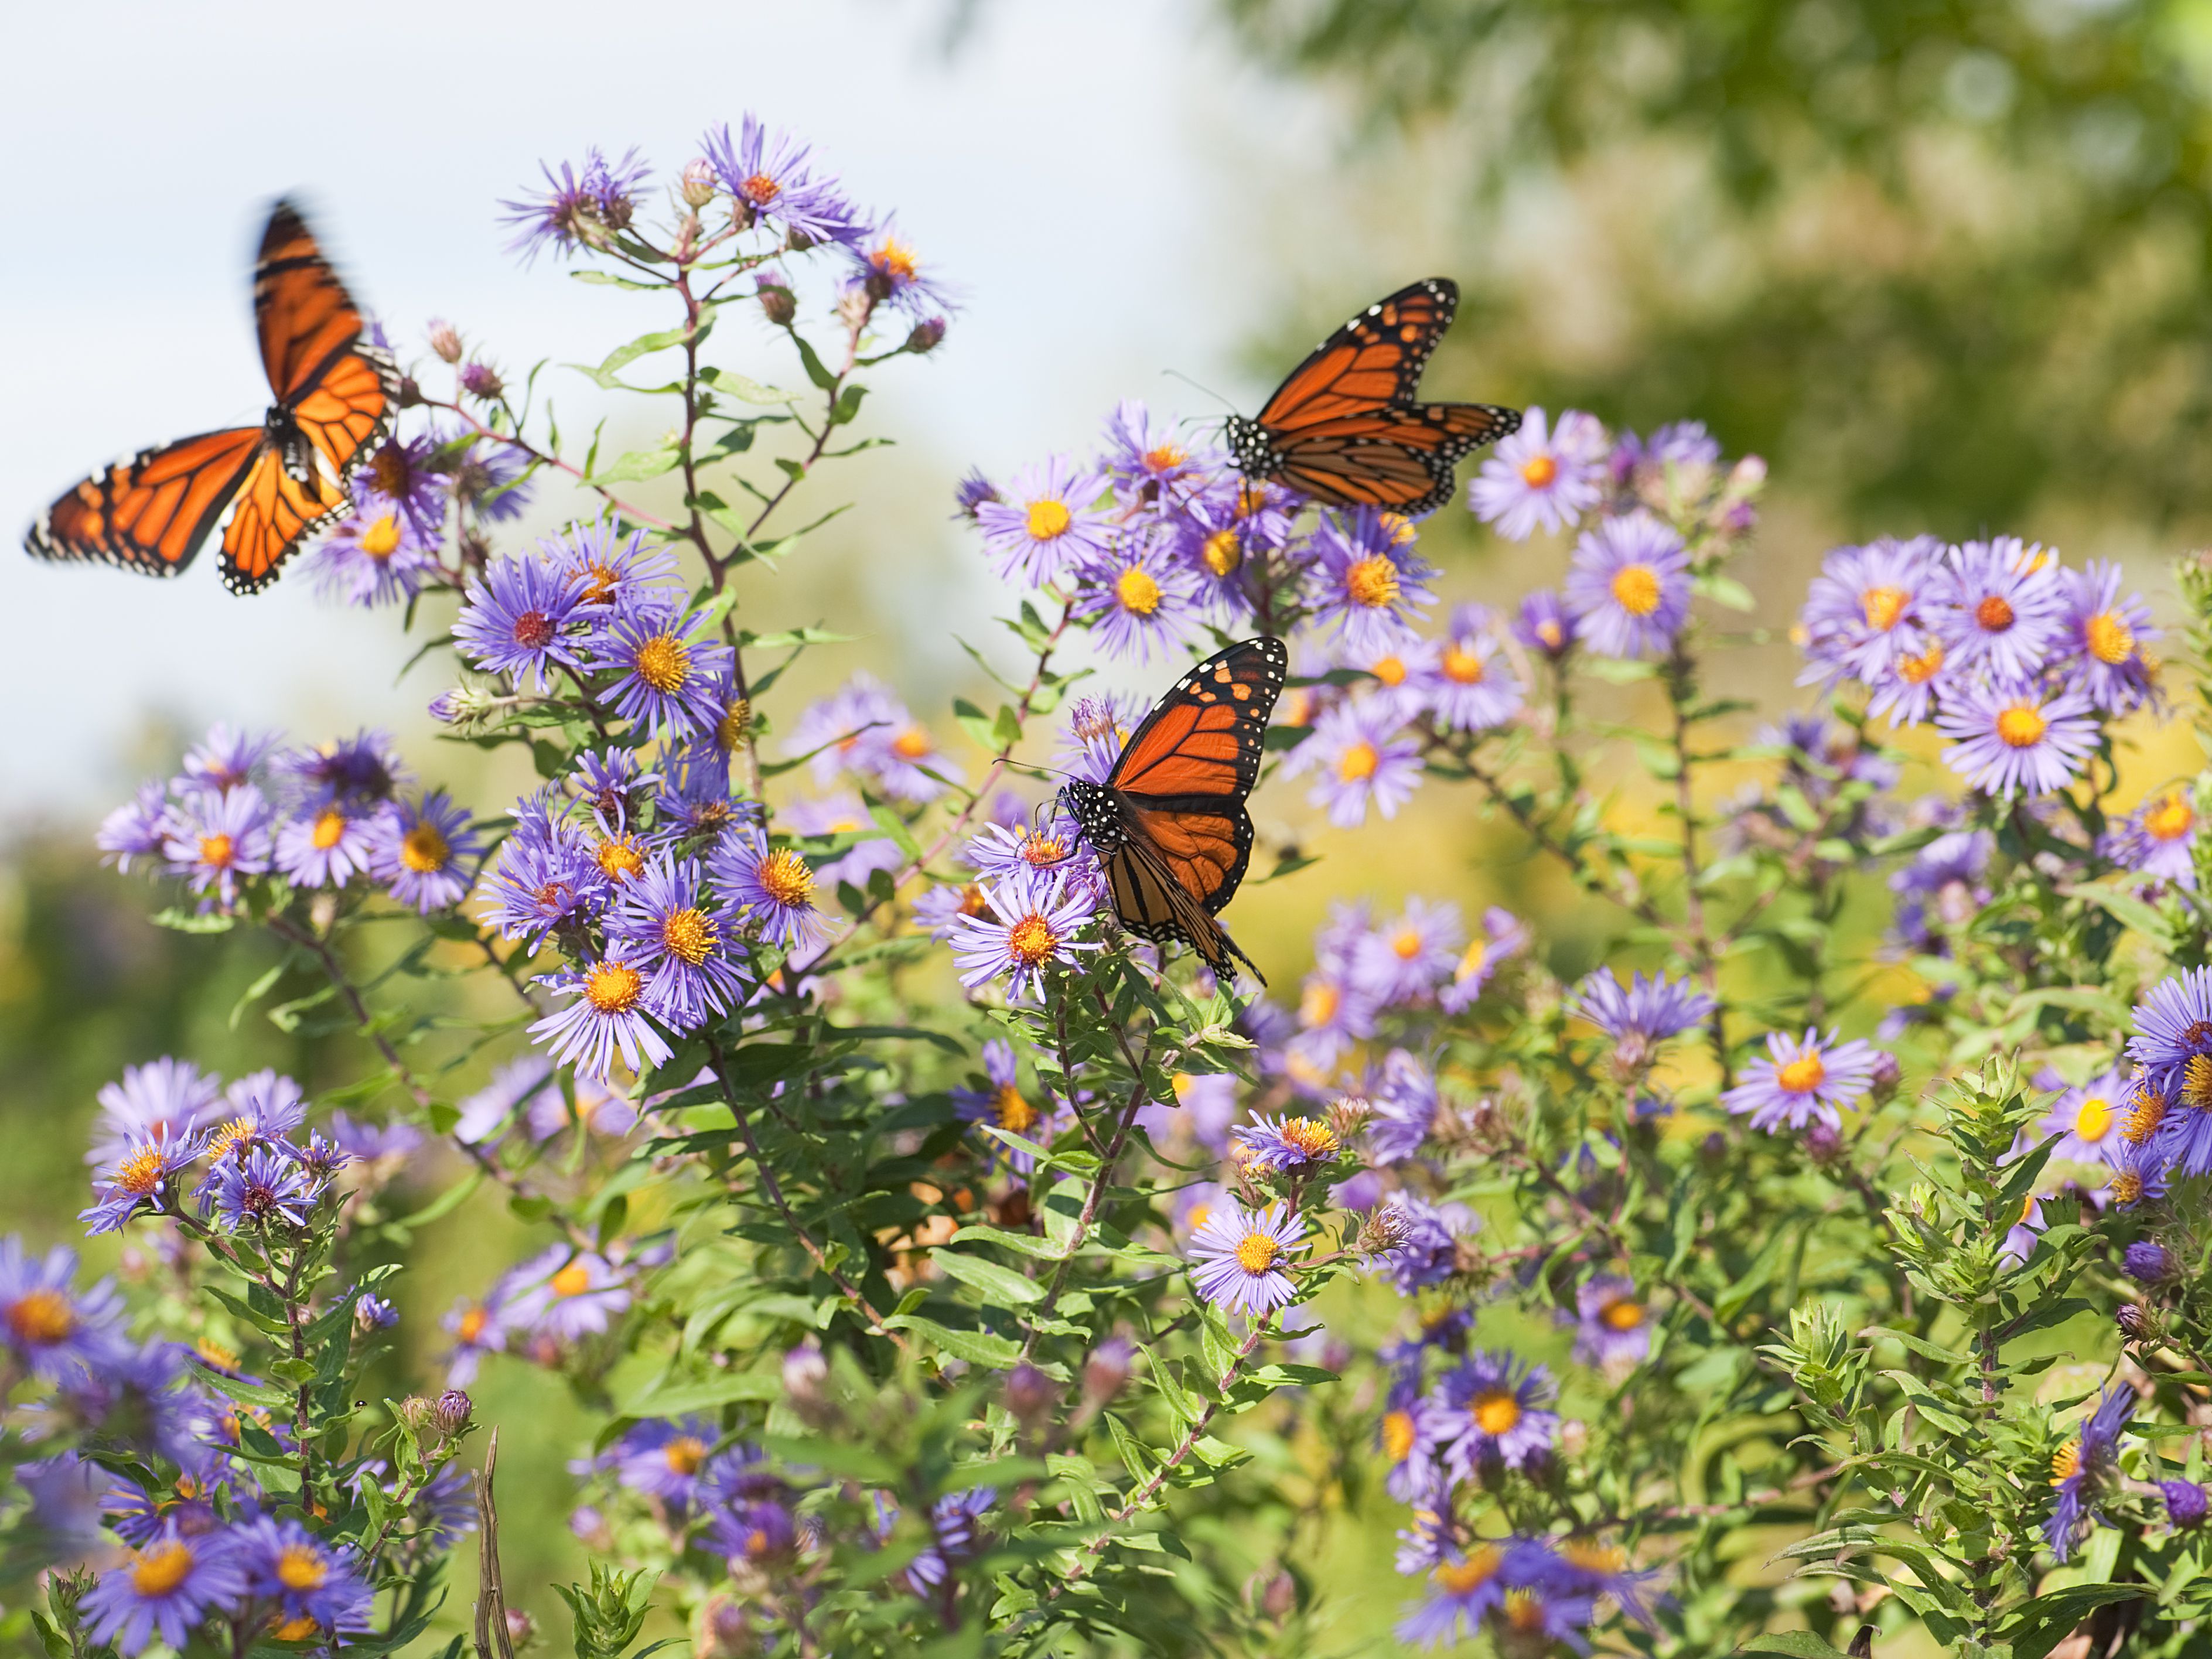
[1336,741,1380,782]
[873,237,918,281]
[1143,443,1186,473]
[716,698,752,753]
[2051,1441,2082,1484]
[1344,555,1400,610]
[1473,1389,1522,1435]
[131,1541,196,1597]
[271,1617,320,1641]
[1301,981,1340,1027]
[2112,1170,2145,1204]
[1996,705,2047,747]
[196,1338,238,1369]
[1383,1410,1416,1461]
[276,1543,328,1592]
[1610,564,1661,617]
[1602,1297,1646,1332]
[755,849,814,906]
[2124,1087,2167,1143]
[1185,1201,1213,1233]
[2146,792,2194,843]
[1456,940,1489,983]
[1975,594,2015,632]
[2075,1097,2114,1143]
[1537,619,1564,648]
[665,1435,708,1475]
[1380,513,1416,545]
[741,171,781,204]
[2186,1054,2212,1110]
[400,821,452,874]
[1006,913,1060,966]
[1234,1231,1281,1275]
[1900,641,1946,684]
[1520,453,1558,489]
[892,726,934,759]
[310,810,346,851]
[1433,1545,1503,1596]
[1776,1054,1827,1094]
[458,1307,489,1343]
[1278,1118,1340,1160]
[1504,1589,1547,1631]
[1115,565,1163,617]
[1201,529,1242,577]
[582,562,620,606]
[634,633,692,694]
[198,833,235,869]
[660,906,715,965]
[1025,499,1071,540]
[595,837,646,883]
[583,960,643,1014]
[551,1262,592,1298]
[1371,654,1407,687]
[359,513,402,561]
[2086,611,2136,664]
[993,1083,1036,1133]
[1562,1539,1627,1574]
[1861,585,1907,631]
[1441,643,1485,684]
[8,1289,75,1344]
[207,1117,258,1161]
[115,1146,166,1196]
[1392,927,1425,960]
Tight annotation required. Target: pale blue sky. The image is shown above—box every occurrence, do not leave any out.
[0,0,1347,820]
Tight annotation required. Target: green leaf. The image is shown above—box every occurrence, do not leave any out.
[228,961,287,1031]
[702,368,796,405]
[1732,1636,1853,1659]
[2065,879,2175,951]
[618,1370,784,1417]
[567,320,712,390]
[791,334,839,391]
[949,1224,1069,1261]
[882,1315,1024,1369]
[588,444,682,484]
[930,1249,1045,1305]
[151,906,235,934]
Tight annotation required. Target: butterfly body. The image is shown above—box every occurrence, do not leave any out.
[1059,637,1288,984]
[1228,277,1520,517]
[25,199,397,594]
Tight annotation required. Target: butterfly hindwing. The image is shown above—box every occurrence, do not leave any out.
[26,428,265,576]
[219,446,349,595]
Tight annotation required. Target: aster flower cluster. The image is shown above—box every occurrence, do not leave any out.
[95,722,479,916]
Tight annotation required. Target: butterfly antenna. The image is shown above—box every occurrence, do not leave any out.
[1163,369,1238,418]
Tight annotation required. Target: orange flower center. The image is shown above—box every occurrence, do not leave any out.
[310,810,346,851]
[1344,555,1400,610]
[1025,499,1071,540]
[1442,643,1485,684]
[595,838,646,882]
[1392,927,1425,960]
[1433,1545,1503,1596]
[716,699,751,753]
[2186,1054,2212,1110]
[1143,443,1186,473]
[131,1541,196,1596]
[1602,1297,1646,1332]
[1562,1539,1626,1573]
[1383,1409,1416,1461]
[1519,454,1558,489]
[634,633,691,694]
[2074,1097,2114,1143]
[360,514,402,561]
[1371,654,1407,687]
[665,1435,708,1474]
[993,1083,1036,1133]
[1975,594,2015,632]
[1861,585,1907,631]
[1201,529,1242,577]
[1776,1054,1826,1094]
[1610,565,1661,617]
[2086,612,2135,664]
[2051,1441,2082,1484]
[741,172,782,204]
[198,833,235,869]
[114,1146,166,1197]
[660,906,715,965]
[458,1307,489,1343]
[1234,1231,1281,1274]
[1005,913,1060,966]
[755,849,814,906]
[892,726,934,759]
[2146,792,2194,843]
[583,960,643,1014]
[1115,566,1163,617]
[873,237,918,282]
[7,1289,75,1345]
[1336,741,1380,781]
[276,1543,328,1591]
[401,822,452,874]
[1996,705,2046,747]
[1300,981,1340,1027]
[1473,1390,1522,1435]
[551,1262,592,1298]
[1900,641,1945,684]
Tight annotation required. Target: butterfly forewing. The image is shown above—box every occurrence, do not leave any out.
[26,428,264,575]
[1258,278,1460,429]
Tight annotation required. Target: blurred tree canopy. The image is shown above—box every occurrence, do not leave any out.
[1222,0,2212,538]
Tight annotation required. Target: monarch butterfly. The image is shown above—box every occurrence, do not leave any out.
[25,199,398,594]
[1223,277,1519,517]
[1060,636,1288,984]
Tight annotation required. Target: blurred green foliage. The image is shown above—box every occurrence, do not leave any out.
[1224,0,2212,536]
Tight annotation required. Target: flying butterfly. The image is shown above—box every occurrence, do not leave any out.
[25,199,398,594]
[1223,276,1519,517]
[1060,636,1288,984]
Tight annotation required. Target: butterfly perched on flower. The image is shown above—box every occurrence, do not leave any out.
[1224,278,1519,516]
[24,199,398,594]
[1060,636,1288,983]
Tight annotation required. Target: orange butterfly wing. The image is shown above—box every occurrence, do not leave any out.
[26,428,264,576]
[219,446,350,594]
[1257,279,1460,429]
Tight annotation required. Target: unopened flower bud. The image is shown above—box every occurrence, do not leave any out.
[396,374,424,409]
[1356,1206,1407,1261]
[2162,1479,2209,1528]
[2126,1240,2178,1284]
[1559,1418,1589,1458]
[1005,1362,1054,1430]
[2118,1303,2152,1341]
[459,361,504,401]
[1260,1568,1297,1620]
[1803,1121,1844,1163]
[504,1608,539,1651]
[1081,1336,1132,1409]
[757,278,796,327]
[904,316,946,354]
[569,1504,613,1551]
[395,1396,437,1433]
[681,159,718,210]
[427,319,464,364]
[434,1389,473,1436]
[698,1600,759,1658]
[1327,1095,1372,1140]
[836,286,874,332]
[1699,1132,1728,1166]
[783,1340,832,1423]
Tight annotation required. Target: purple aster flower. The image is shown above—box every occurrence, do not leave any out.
[98,780,171,872]
[1554,1535,1661,1629]
[949,872,1101,1003]
[1057,692,1147,784]
[305,499,439,609]
[1377,1375,1444,1501]
[1569,969,1715,1074]
[234,1514,373,1637]
[79,1524,247,1657]
[1426,606,1525,732]
[271,799,383,889]
[1378,1192,1473,1292]
[783,792,906,892]
[531,946,674,1078]
[501,146,649,262]
[371,790,481,913]
[1889,827,1993,951]
[711,831,835,950]
[1572,1275,1653,1369]
[1308,509,1438,654]
[964,818,1082,883]
[614,1416,722,1505]
[1353,898,1465,1006]
[590,604,736,742]
[701,115,866,246]
[180,723,280,794]
[1616,417,1723,477]
[974,455,1114,586]
[453,1055,558,1146]
[714,1497,800,1567]
[507,1244,631,1344]
[953,1040,1064,1174]
[82,1127,206,1234]
[204,1146,322,1231]
[1469,405,1606,539]
[1071,533,1204,662]
[848,220,953,318]
[1492,1584,1599,1651]
[1426,1350,1559,1478]
[1187,1200,1306,1316]
[1233,1112,1344,1176]
[2041,1070,2128,1166]
[954,467,999,520]
[2109,1137,2173,1206]
[1439,906,1531,1014]
[1287,702,1423,827]
[548,521,682,614]
[439,1284,516,1385]
[1395,1539,1561,1649]
[355,1292,399,1332]
[276,729,408,810]
[1722,1026,1885,1132]
[161,784,272,906]
[1513,589,1576,658]
[1368,1050,1440,1164]
[912,875,984,938]
[605,855,747,1028]
[1164,491,1275,623]
[2101,788,2199,890]
[1102,398,1216,500]
[2127,967,2212,1090]
[2044,1385,2135,1561]
[0,1240,125,1379]
[571,747,656,830]
[1796,535,1942,689]
[786,673,910,788]
[453,554,594,691]
[907,1488,994,1591]
[1935,685,2098,799]
[478,797,607,950]
[445,430,532,523]
[654,748,756,845]
[1933,536,2067,688]
[89,1057,222,1166]
[1865,624,1956,728]
[2060,560,2158,714]
[2161,1480,2208,1528]
[526,1072,640,1142]
[1564,511,1691,660]
[22,1452,107,1548]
